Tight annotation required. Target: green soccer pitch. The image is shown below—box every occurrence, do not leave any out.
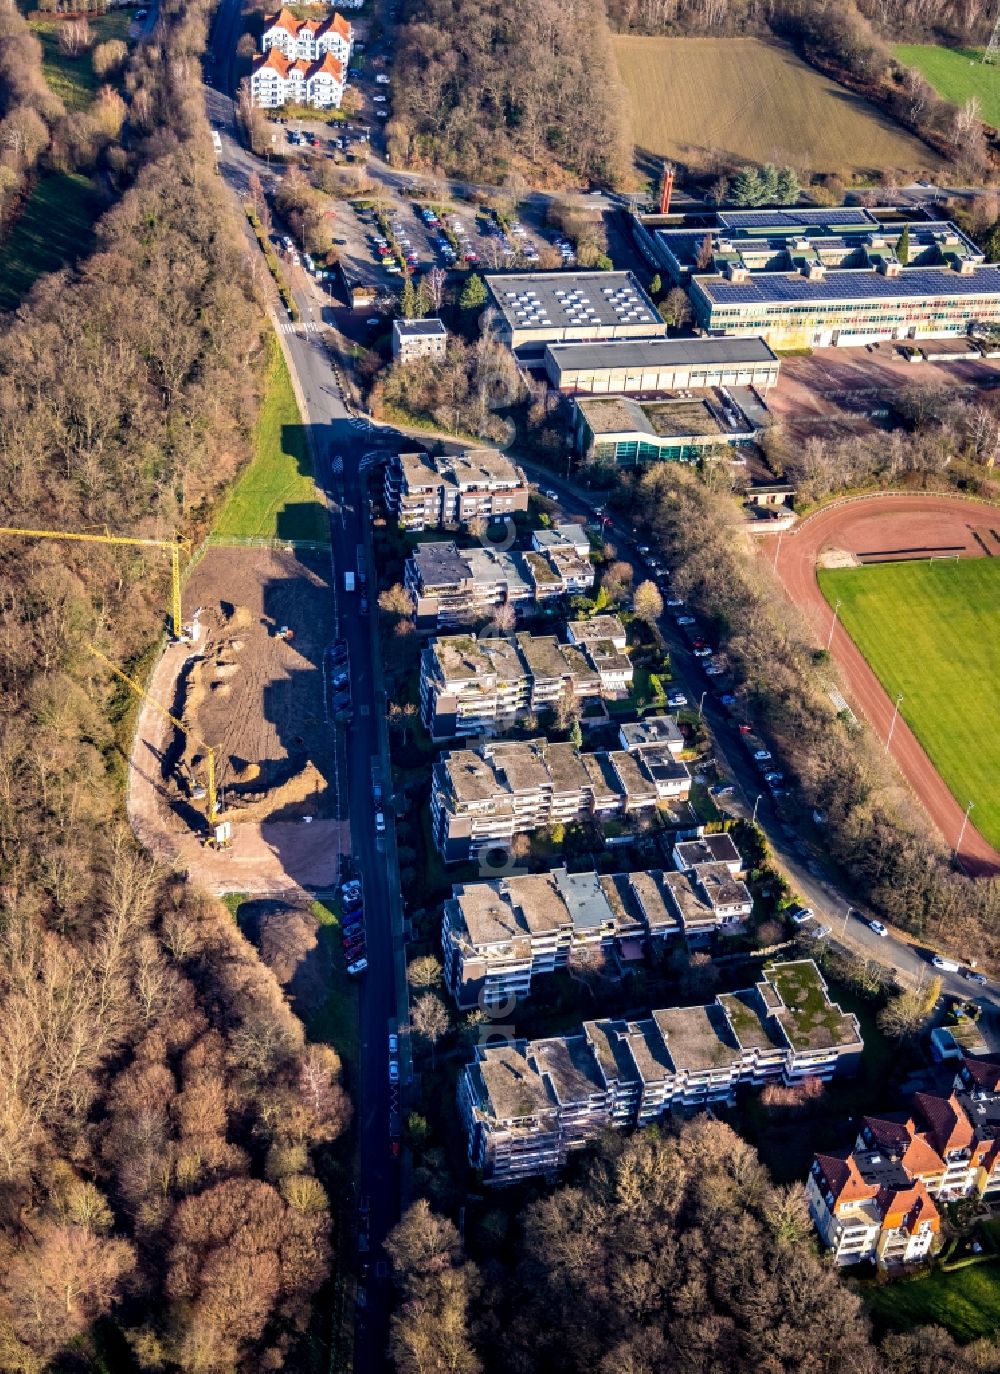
[818,558,1000,851]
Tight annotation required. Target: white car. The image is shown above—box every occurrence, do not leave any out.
[375,74,390,84]
[347,958,368,976]
[388,1032,399,1054]
[869,919,888,938]
[542,488,558,500]
[754,749,772,762]
[373,95,387,103]
[375,810,386,833]
[790,907,814,925]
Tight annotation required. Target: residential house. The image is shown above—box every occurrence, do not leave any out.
[392,318,448,363]
[384,448,529,531]
[261,7,353,62]
[807,1057,1000,1266]
[405,534,595,629]
[431,735,691,863]
[250,47,345,109]
[461,959,862,1182]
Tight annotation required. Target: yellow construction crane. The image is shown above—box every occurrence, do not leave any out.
[88,643,224,836]
[0,526,191,639]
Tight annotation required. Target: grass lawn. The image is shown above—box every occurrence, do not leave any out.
[213,334,329,543]
[0,171,99,313]
[29,12,132,110]
[894,44,1000,130]
[863,1261,1000,1343]
[612,35,940,177]
[819,559,1000,850]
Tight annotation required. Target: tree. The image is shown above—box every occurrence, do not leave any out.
[758,162,780,202]
[659,287,692,329]
[341,85,363,117]
[730,166,763,207]
[695,232,714,270]
[379,582,414,616]
[58,18,91,55]
[411,993,450,1067]
[897,223,910,266]
[460,273,488,312]
[400,274,422,319]
[408,955,443,990]
[648,273,662,299]
[491,601,516,634]
[92,38,127,77]
[877,975,940,1040]
[774,165,801,206]
[424,265,447,313]
[601,560,633,605]
[632,579,663,625]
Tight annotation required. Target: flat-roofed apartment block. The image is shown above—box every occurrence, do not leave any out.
[431,734,691,863]
[485,272,666,361]
[672,831,743,874]
[384,448,529,531]
[445,866,669,1010]
[544,336,780,396]
[405,536,595,629]
[461,959,862,1182]
[644,207,1000,350]
[392,318,447,363]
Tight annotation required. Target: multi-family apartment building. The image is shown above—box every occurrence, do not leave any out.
[419,619,633,741]
[383,448,529,531]
[430,734,692,863]
[460,960,863,1182]
[807,1056,1000,1267]
[261,8,353,62]
[405,536,594,629]
[392,318,448,363]
[251,48,345,109]
[442,842,752,1009]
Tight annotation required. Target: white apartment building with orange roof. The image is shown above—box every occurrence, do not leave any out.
[250,47,345,109]
[261,7,354,62]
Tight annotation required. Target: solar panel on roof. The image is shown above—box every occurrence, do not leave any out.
[703,264,1000,305]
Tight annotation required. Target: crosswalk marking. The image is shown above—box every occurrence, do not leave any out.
[276,320,324,335]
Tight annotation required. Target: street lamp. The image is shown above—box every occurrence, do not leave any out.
[698,690,707,718]
[955,800,974,860]
[884,693,903,754]
[751,792,763,825]
[826,598,842,652]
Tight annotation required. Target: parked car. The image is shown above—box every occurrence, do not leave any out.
[676,615,696,626]
[868,919,888,938]
[753,749,772,762]
[704,663,724,676]
[388,1060,399,1084]
[666,690,687,708]
[692,646,712,658]
[932,955,961,972]
[347,958,368,976]
[375,73,390,83]
[763,771,784,784]
[666,597,684,608]
[388,1032,399,1054]
[375,810,386,834]
[790,907,815,925]
[965,971,988,985]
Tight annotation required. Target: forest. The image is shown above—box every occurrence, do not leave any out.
[387,1121,1000,1374]
[0,0,350,1366]
[386,0,633,187]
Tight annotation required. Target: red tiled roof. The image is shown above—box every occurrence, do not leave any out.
[877,1179,940,1234]
[311,50,344,77]
[815,1152,878,1206]
[900,1132,946,1179]
[330,12,351,38]
[265,6,300,34]
[861,1115,915,1156]
[914,1092,974,1156]
[963,1056,1000,1092]
[254,46,291,75]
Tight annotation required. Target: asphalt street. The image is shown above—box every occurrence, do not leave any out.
[206,4,403,1368]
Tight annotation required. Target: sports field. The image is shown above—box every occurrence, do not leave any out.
[819,559,1000,850]
[613,35,941,176]
[213,335,329,544]
[894,44,1000,129]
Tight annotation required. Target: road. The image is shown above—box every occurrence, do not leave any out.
[205,2,405,1368]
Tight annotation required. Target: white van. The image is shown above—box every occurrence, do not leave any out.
[932,955,960,972]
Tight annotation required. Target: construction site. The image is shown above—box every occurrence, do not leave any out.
[128,546,348,895]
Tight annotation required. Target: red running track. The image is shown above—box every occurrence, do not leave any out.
[771,493,1000,877]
